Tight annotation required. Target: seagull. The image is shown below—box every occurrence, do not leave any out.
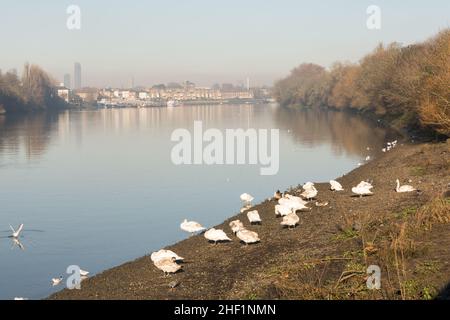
[236,229,260,245]
[151,250,184,263]
[240,193,254,206]
[204,228,231,244]
[80,269,90,277]
[9,224,24,239]
[330,180,344,191]
[229,220,245,234]
[180,219,206,236]
[247,210,262,225]
[395,179,416,193]
[153,257,182,276]
[281,213,300,229]
[52,276,63,286]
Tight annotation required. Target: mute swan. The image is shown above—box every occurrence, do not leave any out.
[52,277,63,286]
[204,228,231,244]
[229,220,245,234]
[396,179,416,193]
[330,180,344,191]
[275,204,293,217]
[301,186,318,200]
[303,182,315,190]
[352,183,373,197]
[236,229,260,245]
[9,224,24,239]
[151,249,184,263]
[281,213,300,229]
[180,219,206,235]
[240,193,254,206]
[153,257,182,275]
[247,210,262,224]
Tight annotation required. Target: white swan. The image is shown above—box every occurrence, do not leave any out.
[247,210,262,224]
[275,204,293,217]
[9,224,24,239]
[330,180,344,191]
[352,182,373,197]
[278,198,309,213]
[153,257,182,275]
[240,193,254,205]
[204,228,232,244]
[236,229,260,245]
[151,249,184,263]
[281,213,300,229]
[229,220,245,234]
[303,182,315,190]
[396,179,416,193]
[52,277,63,286]
[301,186,318,200]
[180,219,206,235]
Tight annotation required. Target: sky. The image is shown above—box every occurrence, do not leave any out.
[0,0,449,87]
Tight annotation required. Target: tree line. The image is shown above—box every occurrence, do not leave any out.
[0,63,67,114]
[273,29,450,137]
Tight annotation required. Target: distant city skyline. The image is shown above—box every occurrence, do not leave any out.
[74,62,82,89]
[0,1,449,87]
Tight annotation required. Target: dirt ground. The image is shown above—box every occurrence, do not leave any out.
[50,140,450,300]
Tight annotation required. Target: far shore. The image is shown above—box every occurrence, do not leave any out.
[49,138,450,300]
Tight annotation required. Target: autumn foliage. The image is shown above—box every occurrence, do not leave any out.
[274,29,450,137]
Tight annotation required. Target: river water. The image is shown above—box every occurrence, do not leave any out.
[0,104,392,299]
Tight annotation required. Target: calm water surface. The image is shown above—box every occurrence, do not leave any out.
[0,104,392,299]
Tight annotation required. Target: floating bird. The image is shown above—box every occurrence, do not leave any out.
[281,213,300,229]
[395,179,416,193]
[204,228,231,244]
[240,193,254,206]
[52,277,63,286]
[151,250,184,263]
[330,180,344,191]
[154,257,182,276]
[247,210,262,225]
[301,186,318,201]
[9,224,24,239]
[236,229,260,245]
[274,190,283,200]
[180,219,206,236]
[229,220,245,234]
[275,204,293,217]
[315,201,329,207]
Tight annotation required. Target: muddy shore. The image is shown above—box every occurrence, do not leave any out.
[50,140,450,300]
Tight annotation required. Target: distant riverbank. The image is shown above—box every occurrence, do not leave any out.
[50,139,450,300]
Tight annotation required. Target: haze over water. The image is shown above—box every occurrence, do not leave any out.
[0,104,391,299]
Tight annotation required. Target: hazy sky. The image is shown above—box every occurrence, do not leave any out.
[0,1,449,87]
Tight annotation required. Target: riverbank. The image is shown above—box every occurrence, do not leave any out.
[50,140,450,300]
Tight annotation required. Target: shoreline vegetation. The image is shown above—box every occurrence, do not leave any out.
[50,139,450,300]
[273,29,450,139]
[0,64,68,114]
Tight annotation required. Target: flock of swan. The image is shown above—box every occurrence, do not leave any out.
[151,159,417,276]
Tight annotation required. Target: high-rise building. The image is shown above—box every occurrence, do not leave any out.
[64,74,71,89]
[74,62,82,89]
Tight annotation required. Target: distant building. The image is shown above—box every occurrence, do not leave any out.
[74,62,82,89]
[64,74,71,89]
[75,87,98,103]
[56,84,70,103]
